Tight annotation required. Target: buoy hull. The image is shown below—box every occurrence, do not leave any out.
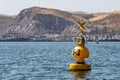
[69,63,91,71]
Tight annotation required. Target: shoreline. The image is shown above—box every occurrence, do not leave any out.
[0,40,119,42]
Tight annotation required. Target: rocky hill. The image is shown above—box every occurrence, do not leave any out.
[0,7,120,40]
[0,7,83,37]
[87,12,120,40]
[90,12,120,28]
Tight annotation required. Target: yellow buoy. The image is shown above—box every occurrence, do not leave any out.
[69,20,91,71]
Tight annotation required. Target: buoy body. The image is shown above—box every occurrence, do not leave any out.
[72,44,89,63]
[69,63,91,71]
[70,43,91,71]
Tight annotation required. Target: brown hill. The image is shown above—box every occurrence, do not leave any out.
[85,12,120,40]
[4,7,79,37]
[90,13,120,29]
[0,7,120,40]
[0,15,14,35]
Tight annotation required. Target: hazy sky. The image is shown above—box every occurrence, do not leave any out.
[0,0,120,15]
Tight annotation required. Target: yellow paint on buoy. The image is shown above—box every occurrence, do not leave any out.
[69,63,91,71]
[69,43,91,71]
[72,44,89,63]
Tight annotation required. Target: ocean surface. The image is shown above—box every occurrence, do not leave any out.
[0,42,120,80]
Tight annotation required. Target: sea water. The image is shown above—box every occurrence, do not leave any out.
[0,42,120,80]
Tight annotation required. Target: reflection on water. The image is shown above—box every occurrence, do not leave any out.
[71,71,90,79]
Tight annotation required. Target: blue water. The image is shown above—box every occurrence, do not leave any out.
[0,42,120,80]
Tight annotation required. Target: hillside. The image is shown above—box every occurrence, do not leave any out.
[85,11,120,40]
[0,7,120,40]
[0,15,15,35]
[18,7,83,23]
[3,7,79,37]
[90,13,120,28]
[0,14,14,26]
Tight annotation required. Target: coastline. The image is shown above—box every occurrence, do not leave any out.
[0,40,119,42]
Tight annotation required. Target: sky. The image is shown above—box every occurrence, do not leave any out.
[0,0,120,15]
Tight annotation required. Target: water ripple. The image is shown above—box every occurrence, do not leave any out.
[0,42,120,80]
